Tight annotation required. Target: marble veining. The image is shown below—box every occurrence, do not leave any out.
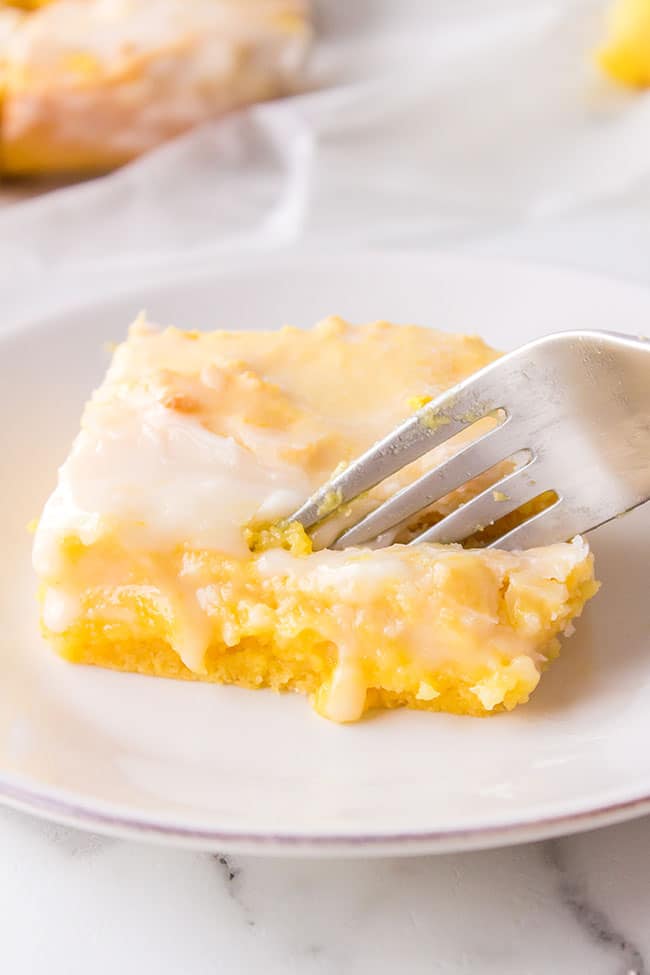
[0,809,633,974]
[215,853,257,927]
[544,840,646,975]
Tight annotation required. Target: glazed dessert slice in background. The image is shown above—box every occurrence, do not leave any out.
[0,0,310,175]
[33,317,598,722]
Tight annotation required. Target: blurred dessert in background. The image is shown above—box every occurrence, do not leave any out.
[598,0,650,87]
[0,0,311,175]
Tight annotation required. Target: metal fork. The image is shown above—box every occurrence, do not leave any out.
[290,330,650,551]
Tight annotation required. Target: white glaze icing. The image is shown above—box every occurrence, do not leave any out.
[34,397,312,574]
[42,586,81,634]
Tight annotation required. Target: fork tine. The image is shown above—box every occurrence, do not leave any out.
[291,329,650,551]
[486,499,566,550]
[291,363,505,532]
[330,419,521,549]
[491,491,650,550]
[410,460,539,545]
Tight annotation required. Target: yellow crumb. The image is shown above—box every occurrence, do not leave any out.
[317,488,343,517]
[419,411,452,433]
[407,394,433,411]
[243,520,313,556]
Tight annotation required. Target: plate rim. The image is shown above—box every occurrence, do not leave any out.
[3,767,650,856]
[5,248,650,855]
[4,246,650,342]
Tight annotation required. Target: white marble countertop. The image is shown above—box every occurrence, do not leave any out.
[1,803,648,974]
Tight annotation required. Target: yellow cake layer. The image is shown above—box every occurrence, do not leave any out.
[41,538,597,721]
[34,316,599,722]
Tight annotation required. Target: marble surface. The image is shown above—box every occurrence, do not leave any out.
[1,803,648,974]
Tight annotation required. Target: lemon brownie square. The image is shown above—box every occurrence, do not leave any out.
[33,316,598,722]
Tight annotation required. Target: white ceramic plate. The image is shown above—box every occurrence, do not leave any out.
[2,252,649,856]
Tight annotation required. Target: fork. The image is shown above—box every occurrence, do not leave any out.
[290,330,650,551]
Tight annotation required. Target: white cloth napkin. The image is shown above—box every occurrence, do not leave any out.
[2,0,650,325]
